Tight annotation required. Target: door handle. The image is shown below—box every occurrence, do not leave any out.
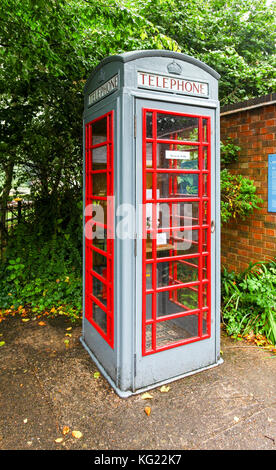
[211,220,215,233]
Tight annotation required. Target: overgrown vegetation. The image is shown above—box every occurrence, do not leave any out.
[220,168,263,224]
[0,221,82,322]
[0,0,275,332]
[221,259,276,346]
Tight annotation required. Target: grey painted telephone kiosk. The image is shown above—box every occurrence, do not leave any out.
[81,50,222,397]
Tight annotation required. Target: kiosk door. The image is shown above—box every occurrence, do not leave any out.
[135,99,217,390]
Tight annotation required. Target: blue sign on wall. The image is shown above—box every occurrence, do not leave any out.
[268,154,276,213]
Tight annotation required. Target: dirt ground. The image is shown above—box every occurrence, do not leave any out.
[0,315,275,450]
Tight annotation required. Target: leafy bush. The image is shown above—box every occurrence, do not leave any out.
[221,169,263,224]
[0,221,82,322]
[220,139,241,167]
[221,259,276,345]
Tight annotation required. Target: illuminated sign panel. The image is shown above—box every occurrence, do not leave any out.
[137,71,209,98]
[88,74,119,105]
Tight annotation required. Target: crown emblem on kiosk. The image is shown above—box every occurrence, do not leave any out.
[97,69,106,83]
[167,60,182,75]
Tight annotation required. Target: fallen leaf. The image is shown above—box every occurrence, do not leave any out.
[55,438,63,443]
[65,333,72,337]
[141,392,153,400]
[144,406,151,416]
[93,371,100,379]
[62,426,70,435]
[0,341,5,347]
[66,327,72,331]
[38,321,46,326]
[160,385,171,393]
[22,318,30,322]
[72,430,83,439]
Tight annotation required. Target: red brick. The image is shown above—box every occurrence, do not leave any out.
[220,102,276,272]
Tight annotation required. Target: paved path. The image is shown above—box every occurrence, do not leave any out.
[0,316,275,450]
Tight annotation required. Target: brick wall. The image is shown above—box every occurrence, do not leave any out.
[220,95,276,272]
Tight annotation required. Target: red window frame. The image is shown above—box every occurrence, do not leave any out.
[85,111,114,348]
[142,108,211,355]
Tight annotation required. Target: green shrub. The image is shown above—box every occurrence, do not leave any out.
[221,169,263,224]
[220,138,241,167]
[221,259,276,345]
[0,221,82,321]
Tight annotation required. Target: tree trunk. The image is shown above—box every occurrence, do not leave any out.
[0,160,14,241]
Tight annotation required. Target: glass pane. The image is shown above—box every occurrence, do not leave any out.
[146,143,153,168]
[146,231,200,259]
[202,119,208,143]
[156,287,198,318]
[146,202,200,231]
[92,117,107,145]
[157,114,199,142]
[92,146,107,170]
[157,143,199,170]
[177,286,199,310]
[171,229,199,255]
[156,257,198,288]
[203,202,208,225]
[92,302,107,333]
[177,258,199,283]
[146,174,153,195]
[145,237,154,259]
[92,173,107,197]
[86,221,106,242]
[157,202,200,229]
[146,324,152,351]
[157,173,199,198]
[146,112,153,138]
[203,229,208,252]
[146,264,153,290]
[203,147,208,170]
[92,250,107,278]
[146,203,154,230]
[202,283,208,307]
[156,315,198,348]
[92,276,107,306]
[202,310,208,335]
[203,256,208,280]
[92,236,107,253]
[157,290,184,317]
[202,174,208,197]
[146,294,152,319]
[89,200,107,226]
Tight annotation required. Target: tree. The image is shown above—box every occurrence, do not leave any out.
[0,0,177,236]
[130,0,276,104]
[0,0,275,237]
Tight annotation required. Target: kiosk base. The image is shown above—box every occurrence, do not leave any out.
[80,336,223,398]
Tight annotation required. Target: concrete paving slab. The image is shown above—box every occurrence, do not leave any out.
[0,316,275,450]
